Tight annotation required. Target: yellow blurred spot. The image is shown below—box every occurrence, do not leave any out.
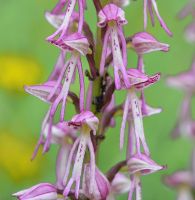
[0,55,42,92]
[0,133,42,181]
[127,42,132,49]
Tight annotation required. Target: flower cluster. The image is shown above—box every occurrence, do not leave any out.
[14,0,171,199]
[165,2,195,198]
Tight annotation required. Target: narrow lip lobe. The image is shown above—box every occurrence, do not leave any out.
[135,74,160,89]
[68,121,81,127]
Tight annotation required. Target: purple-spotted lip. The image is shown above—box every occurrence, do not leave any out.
[48,38,73,52]
[134,72,161,90]
[68,121,82,128]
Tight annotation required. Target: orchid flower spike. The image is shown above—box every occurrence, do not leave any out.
[143,0,172,36]
[120,68,160,153]
[13,183,58,200]
[127,153,165,200]
[82,164,110,200]
[63,111,99,199]
[98,3,130,90]
[47,0,85,42]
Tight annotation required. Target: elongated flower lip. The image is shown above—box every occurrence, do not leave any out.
[83,164,110,200]
[48,33,91,56]
[164,171,193,188]
[68,111,99,133]
[127,153,166,176]
[130,32,170,54]
[98,3,128,27]
[24,81,61,103]
[166,71,195,91]
[126,69,161,90]
[134,72,161,90]
[13,183,57,200]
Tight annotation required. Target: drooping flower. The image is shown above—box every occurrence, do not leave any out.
[165,149,195,200]
[98,3,130,90]
[167,59,195,139]
[48,33,90,119]
[107,173,131,200]
[63,111,99,199]
[127,153,165,200]
[82,164,110,200]
[120,68,160,153]
[47,0,85,42]
[25,81,62,157]
[143,0,172,36]
[13,183,58,200]
[27,33,90,153]
[130,32,169,58]
[129,31,169,116]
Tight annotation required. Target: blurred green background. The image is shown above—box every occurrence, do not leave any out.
[0,0,194,199]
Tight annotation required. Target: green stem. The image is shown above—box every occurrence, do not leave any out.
[90,0,110,164]
[92,0,110,114]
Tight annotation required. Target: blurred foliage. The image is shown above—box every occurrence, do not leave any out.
[0,0,194,199]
